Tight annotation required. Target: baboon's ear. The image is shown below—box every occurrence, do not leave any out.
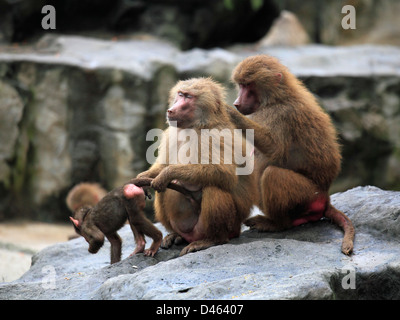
[69,216,80,228]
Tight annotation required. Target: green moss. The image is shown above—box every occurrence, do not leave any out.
[10,88,37,194]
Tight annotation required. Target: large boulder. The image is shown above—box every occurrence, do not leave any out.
[0,186,399,299]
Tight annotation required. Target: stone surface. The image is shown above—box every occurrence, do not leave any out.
[0,186,399,299]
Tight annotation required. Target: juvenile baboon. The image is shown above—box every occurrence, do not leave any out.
[66,182,107,212]
[70,183,162,264]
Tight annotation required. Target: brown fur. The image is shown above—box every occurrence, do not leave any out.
[229,55,354,255]
[137,77,257,256]
[66,183,107,212]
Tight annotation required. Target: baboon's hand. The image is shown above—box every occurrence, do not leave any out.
[151,174,170,192]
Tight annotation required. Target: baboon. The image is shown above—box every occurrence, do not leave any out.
[229,55,354,255]
[138,77,257,256]
[66,182,107,212]
[70,183,162,264]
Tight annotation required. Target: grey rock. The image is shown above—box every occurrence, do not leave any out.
[29,67,71,205]
[331,185,400,239]
[1,186,399,299]
[0,80,24,187]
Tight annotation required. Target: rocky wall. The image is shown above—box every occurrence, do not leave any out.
[0,36,399,220]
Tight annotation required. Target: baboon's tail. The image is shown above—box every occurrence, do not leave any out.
[325,204,355,255]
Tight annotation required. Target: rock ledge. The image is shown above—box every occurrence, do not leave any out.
[1,186,399,300]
